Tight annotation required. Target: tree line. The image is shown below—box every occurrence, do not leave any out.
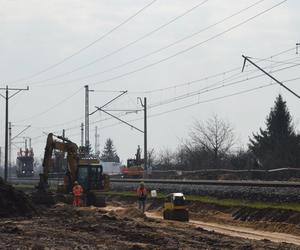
[153,94,300,170]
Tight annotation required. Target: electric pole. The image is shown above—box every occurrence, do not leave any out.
[81,123,84,147]
[90,92,148,175]
[144,98,147,173]
[85,85,89,150]
[0,147,2,170]
[0,85,29,182]
[84,85,95,154]
[95,126,100,156]
[8,122,11,179]
[138,97,147,173]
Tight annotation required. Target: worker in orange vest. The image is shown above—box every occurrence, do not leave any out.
[136,182,147,213]
[72,181,83,207]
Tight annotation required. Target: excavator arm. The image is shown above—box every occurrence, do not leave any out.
[38,133,78,192]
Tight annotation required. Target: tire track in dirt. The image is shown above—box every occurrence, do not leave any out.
[145,212,300,246]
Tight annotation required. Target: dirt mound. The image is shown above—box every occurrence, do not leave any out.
[0,177,36,217]
[233,207,300,225]
[117,207,146,219]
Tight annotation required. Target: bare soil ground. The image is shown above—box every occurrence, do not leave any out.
[108,195,300,237]
[1,180,299,249]
[1,203,299,250]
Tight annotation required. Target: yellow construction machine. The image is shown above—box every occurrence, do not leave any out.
[163,193,189,222]
[37,133,109,206]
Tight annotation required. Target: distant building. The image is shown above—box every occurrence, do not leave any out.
[101,161,122,175]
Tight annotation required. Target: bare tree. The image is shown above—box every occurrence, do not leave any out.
[147,148,156,168]
[157,148,175,169]
[190,115,235,168]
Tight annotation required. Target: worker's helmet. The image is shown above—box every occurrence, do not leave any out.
[140,181,144,187]
[74,181,79,185]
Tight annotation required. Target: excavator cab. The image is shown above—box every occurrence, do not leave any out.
[74,159,108,207]
[77,162,103,191]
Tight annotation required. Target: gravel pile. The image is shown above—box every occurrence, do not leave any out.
[111,182,300,203]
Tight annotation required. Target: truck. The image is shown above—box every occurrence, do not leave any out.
[16,148,34,177]
[37,133,109,206]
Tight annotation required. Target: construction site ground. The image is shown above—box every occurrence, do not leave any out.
[1,184,300,250]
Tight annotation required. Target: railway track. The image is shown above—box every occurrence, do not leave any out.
[8,176,300,188]
[7,175,300,203]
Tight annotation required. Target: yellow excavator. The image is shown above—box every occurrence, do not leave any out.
[37,133,109,206]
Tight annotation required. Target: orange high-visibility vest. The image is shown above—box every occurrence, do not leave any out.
[137,187,147,197]
[73,185,83,197]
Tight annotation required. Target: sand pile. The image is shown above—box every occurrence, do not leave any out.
[117,207,146,219]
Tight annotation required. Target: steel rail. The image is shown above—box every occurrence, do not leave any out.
[110,178,300,188]
[8,177,300,188]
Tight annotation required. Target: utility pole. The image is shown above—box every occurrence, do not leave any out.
[80,123,84,147]
[138,97,147,173]
[8,122,11,179]
[0,85,29,182]
[0,146,2,170]
[144,98,147,173]
[92,94,147,174]
[242,55,300,100]
[95,126,100,156]
[85,85,89,151]
[84,85,95,154]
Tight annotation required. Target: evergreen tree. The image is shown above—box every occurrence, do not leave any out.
[100,138,120,162]
[249,94,300,169]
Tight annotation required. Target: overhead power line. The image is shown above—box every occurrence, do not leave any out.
[35,0,268,87]
[9,0,158,84]
[15,87,82,123]
[29,74,300,144]
[31,58,300,137]
[97,76,300,131]
[131,54,299,94]
[92,1,286,85]
[49,0,286,88]
[89,0,287,86]
[149,62,300,108]
[26,0,210,85]
[23,48,297,131]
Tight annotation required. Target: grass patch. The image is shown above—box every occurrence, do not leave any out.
[186,195,300,212]
[13,187,300,213]
[103,191,300,212]
[13,184,35,191]
[13,184,57,191]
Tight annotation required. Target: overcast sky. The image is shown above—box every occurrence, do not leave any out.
[0,0,299,164]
